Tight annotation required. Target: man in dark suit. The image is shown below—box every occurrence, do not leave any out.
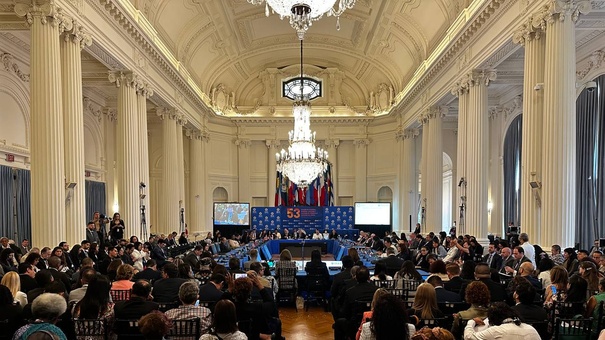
[18,262,38,293]
[37,247,51,271]
[460,263,507,302]
[98,246,119,275]
[335,267,378,339]
[151,239,169,268]
[199,273,226,303]
[18,239,30,257]
[86,221,101,244]
[498,247,515,275]
[512,279,548,323]
[378,248,404,277]
[504,246,531,276]
[132,259,163,282]
[184,245,203,273]
[47,256,71,293]
[483,242,503,271]
[427,275,462,303]
[152,263,188,303]
[330,256,354,320]
[443,263,467,293]
[114,280,159,319]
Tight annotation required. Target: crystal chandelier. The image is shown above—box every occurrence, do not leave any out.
[246,0,356,39]
[275,40,328,187]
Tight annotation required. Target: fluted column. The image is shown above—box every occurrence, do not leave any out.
[325,139,339,204]
[466,70,496,241]
[354,139,370,201]
[399,129,418,232]
[176,115,186,227]
[188,130,204,233]
[159,109,180,236]
[109,71,140,238]
[514,20,546,243]
[236,138,252,202]
[267,140,279,206]
[452,78,470,234]
[540,1,590,247]
[137,84,153,235]
[15,1,69,247]
[61,22,91,245]
[427,107,446,232]
[420,115,430,224]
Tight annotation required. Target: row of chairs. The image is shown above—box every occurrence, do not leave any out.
[74,317,201,339]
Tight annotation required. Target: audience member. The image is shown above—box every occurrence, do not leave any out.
[112,264,135,290]
[0,284,25,335]
[1,271,27,306]
[13,293,67,339]
[452,281,490,335]
[138,310,172,340]
[69,268,96,303]
[132,259,162,282]
[152,263,188,303]
[463,302,540,339]
[165,281,212,336]
[427,275,461,303]
[114,280,159,320]
[512,279,547,323]
[200,299,248,340]
[18,262,38,293]
[359,294,413,340]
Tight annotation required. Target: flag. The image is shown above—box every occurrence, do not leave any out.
[305,184,312,205]
[274,170,280,206]
[288,181,296,206]
[325,163,334,206]
[280,175,288,207]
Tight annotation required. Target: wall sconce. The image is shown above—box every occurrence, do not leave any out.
[487,201,493,215]
[113,202,120,213]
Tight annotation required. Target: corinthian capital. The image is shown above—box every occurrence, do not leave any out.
[137,83,154,98]
[427,106,448,120]
[108,71,140,88]
[513,17,544,46]
[63,21,92,49]
[14,0,72,31]
[468,70,497,87]
[451,75,470,97]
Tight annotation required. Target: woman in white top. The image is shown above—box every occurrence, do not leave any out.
[200,299,248,340]
[370,262,393,282]
[464,302,541,340]
[359,294,414,340]
[537,258,554,289]
[1,271,27,306]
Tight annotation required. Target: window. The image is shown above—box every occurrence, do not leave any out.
[283,77,321,101]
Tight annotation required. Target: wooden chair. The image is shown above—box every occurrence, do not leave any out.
[437,302,470,314]
[73,318,108,340]
[372,279,396,289]
[304,274,328,311]
[553,317,593,340]
[169,317,201,339]
[110,289,131,302]
[157,301,180,312]
[276,266,298,309]
[526,320,549,340]
[114,319,145,339]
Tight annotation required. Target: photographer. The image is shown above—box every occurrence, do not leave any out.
[109,212,125,244]
[93,212,109,244]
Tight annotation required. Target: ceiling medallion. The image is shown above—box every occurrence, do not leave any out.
[246,0,356,39]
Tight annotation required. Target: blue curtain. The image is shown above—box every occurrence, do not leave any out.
[576,75,605,249]
[85,180,106,221]
[0,165,15,238]
[503,115,523,230]
[14,168,31,243]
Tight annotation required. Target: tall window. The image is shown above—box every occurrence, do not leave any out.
[283,77,322,101]
[503,115,522,233]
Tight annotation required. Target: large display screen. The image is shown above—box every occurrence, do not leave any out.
[354,202,391,226]
[213,203,250,226]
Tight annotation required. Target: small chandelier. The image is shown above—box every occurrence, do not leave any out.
[275,39,328,187]
[246,0,356,39]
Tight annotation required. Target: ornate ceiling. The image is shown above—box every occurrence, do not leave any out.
[131,0,469,113]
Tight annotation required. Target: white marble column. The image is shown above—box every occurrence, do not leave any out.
[420,115,429,226]
[188,130,204,233]
[176,115,186,228]
[236,138,252,202]
[325,139,339,204]
[452,78,469,234]
[354,139,370,201]
[137,84,153,236]
[159,109,180,236]
[109,71,140,238]
[540,1,589,247]
[15,1,69,247]
[61,22,91,245]
[513,23,545,243]
[400,129,418,232]
[427,107,446,232]
[466,70,496,241]
[267,140,279,206]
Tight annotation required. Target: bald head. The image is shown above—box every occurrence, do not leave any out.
[519,262,534,276]
[501,247,512,258]
[474,263,491,279]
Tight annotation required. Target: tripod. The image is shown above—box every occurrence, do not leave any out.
[140,204,148,242]
[180,208,185,235]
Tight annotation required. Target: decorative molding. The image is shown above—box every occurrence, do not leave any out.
[531,0,592,31]
[427,106,448,119]
[324,139,340,149]
[353,138,371,148]
[488,95,523,120]
[234,138,252,148]
[108,71,140,88]
[103,107,116,122]
[468,70,497,87]
[576,50,605,80]
[0,53,29,82]
[62,20,92,49]
[83,97,103,122]
[265,139,280,149]
[450,74,470,97]
[14,0,73,33]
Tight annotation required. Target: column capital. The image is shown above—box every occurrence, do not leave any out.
[427,106,448,119]
[354,138,371,148]
[103,107,116,122]
[14,0,72,32]
[185,128,202,140]
[265,139,280,149]
[325,139,340,149]
[62,21,92,49]
[176,112,188,126]
[136,83,154,98]
[468,70,497,87]
[235,138,252,148]
[418,113,429,125]
[512,17,544,46]
[451,74,470,97]
[536,0,592,26]
[108,71,140,88]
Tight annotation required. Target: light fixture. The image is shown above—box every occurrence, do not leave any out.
[275,39,328,187]
[487,201,493,215]
[246,0,356,39]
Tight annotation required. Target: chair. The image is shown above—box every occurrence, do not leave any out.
[527,320,549,340]
[552,301,587,321]
[371,279,396,289]
[437,302,470,314]
[237,319,254,339]
[73,318,108,340]
[596,301,605,335]
[169,317,201,339]
[110,289,132,302]
[305,274,328,311]
[157,301,180,312]
[114,319,145,339]
[386,288,405,300]
[553,317,592,340]
[402,280,422,301]
[417,317,448,330]
[276,266,298,309]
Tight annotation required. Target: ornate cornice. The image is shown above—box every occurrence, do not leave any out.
[0,52,29,82]
[231,116,374,125]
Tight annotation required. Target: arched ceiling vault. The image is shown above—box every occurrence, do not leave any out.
[134,0,462,116]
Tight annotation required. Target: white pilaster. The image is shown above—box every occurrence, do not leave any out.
[354,139,370,201]
[109,71,140,238]
[420,115,429,226]
[400,129,418,232]
[159,109,180,236]
[15,1,69,247]
[137,84,153,236]
[267,140,279,206]
[61,21,91,245]
[325,139,339,204]
[188,130,204,234]
[452,78,469,234]
[514,22,545,243]
[176,115,186,225]
[236,138,251,202]
[427,107,446,232]
[466,70,496,240]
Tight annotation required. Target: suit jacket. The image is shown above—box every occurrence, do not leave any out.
[499,255,515,274]
[184,252,200,272]
[444,276,467,293]
[330,269,352,299]
[151,246,168,268]
[512,256,531,272]
[435,286,462,303]
[152,277,188,303]
[48,268,72,293]
[460,278,506,302]
[378,255,405,276]
[19,274,38,293]
[483,253,503,270]
[199,282,225,303]
[132,268,162,282]
[340,281,378,319]
[512,303,548,323]
[37,259,49,271]
[114,297,159,320]
[86,229,100,244]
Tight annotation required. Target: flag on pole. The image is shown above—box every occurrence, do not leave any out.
[275,170,280,206]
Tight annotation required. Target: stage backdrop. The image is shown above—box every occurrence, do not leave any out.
[252,206,354,231]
